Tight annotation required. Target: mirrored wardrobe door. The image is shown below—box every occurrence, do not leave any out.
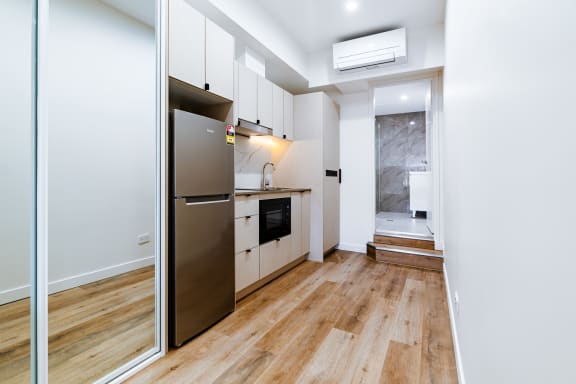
[45,0,158,382]
[0,0,36,383]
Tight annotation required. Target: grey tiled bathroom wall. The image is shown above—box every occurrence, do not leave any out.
[376,111,427,213]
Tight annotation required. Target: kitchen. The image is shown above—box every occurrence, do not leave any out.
[5,0,572,383]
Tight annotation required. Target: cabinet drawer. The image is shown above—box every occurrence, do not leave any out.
[235,196,259,218]
[259,235,291,278]
[235,247,259,292]
[235,215,259,253]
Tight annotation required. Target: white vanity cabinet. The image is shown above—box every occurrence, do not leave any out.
[169,0,234,100]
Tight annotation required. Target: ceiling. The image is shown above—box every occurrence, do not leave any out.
[374,80,429,116]
[252,0,445,53]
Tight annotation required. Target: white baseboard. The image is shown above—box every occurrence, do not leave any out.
[0,256,155,305]
[443,263,466,384]
[336,243,367,253]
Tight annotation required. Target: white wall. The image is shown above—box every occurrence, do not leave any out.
[336,92,375,253]
[443,0,576,382]
[42,0,155,295]
[308,24,445,89]
[0,0,33,302]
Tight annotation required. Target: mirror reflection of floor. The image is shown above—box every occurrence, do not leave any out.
[0,267,155,384]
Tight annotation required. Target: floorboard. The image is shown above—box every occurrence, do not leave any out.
[0,267,155,384]
[127,251,457,384]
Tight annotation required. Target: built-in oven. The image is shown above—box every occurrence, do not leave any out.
[259,197,291,244]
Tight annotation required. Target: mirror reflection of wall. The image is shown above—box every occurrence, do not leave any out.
[45,0,157,382]
[0,0,35,383]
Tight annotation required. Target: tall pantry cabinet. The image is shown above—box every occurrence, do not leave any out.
[274,92,340,261]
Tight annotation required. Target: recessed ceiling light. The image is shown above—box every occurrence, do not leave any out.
[400,95,409,101]
[345,1,358,12]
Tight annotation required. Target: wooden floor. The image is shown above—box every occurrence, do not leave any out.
[0,267,155,384]
[128,251,457,384]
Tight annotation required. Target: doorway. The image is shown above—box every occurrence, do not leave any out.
[373,78,441,244]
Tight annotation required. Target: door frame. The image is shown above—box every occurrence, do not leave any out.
[368,70,445,250]
[34,0,168,383]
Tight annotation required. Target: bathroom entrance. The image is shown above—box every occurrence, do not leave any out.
[373,79,438,242]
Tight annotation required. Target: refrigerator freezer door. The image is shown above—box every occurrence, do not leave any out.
[171,197,235,346]
[172,110,234,197]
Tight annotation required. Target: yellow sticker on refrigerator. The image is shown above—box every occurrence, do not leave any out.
[226,124,235,145]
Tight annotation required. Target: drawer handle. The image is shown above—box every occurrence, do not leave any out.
[245,216,251,219]
[245,249,252,253]
[275,238,281,242]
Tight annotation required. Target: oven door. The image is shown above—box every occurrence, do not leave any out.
[259,198,291,244]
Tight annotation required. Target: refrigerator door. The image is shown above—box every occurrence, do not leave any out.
[171,196,235,347]
[172,110,234,197]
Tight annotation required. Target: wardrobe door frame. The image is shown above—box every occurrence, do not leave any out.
[33,0,167,383]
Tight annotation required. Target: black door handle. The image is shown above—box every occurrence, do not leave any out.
[339,168,342,184]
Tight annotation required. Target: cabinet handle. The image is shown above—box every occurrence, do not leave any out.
[245,216,251,219]
[245,249,251,253]
[204,83,210,91]
[256,119,261,125]
[283,134,286,139]
[275,238,281,242]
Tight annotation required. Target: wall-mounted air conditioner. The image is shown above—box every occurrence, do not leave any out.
[333,28,407,72]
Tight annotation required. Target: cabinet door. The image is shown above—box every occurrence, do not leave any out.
[291,193,302,261]
[169,0,205,89]
[301,191,311,256]
[257,76,274,128]
[235,215,259,253]
[260,239,281,278]
[238,64,258,124]
[272,84,284,138]
[283,90,294,140]
[260,235,291,278]
[322,96,340,252]
[205,18,234,101]
[236,247,259,292]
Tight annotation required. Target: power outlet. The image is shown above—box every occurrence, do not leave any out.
[453,291,461,316]
[137,233,150,245]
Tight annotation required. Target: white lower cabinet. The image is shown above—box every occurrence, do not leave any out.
[235,247,259,292]
[235,215,258,253]
[290,193,302,263]
[260,235,291,278]
[301,191,311,255]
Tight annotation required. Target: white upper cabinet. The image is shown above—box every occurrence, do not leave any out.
[238,64,258,124]
[205,18,234,101]
[283,90,294,140]
[272,84,284,139]
[169,0,234,101]
[257,76,274,128]
[169,0,205,90]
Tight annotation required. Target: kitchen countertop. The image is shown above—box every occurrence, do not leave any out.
[235,188,311,196]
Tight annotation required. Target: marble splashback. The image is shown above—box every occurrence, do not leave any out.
[234,135,291,189]
[376,111,427,213]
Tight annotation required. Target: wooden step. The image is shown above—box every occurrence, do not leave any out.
[366,242,443,271]
[373,234,435,250]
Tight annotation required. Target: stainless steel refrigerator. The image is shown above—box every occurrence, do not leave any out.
[169,109,235,347]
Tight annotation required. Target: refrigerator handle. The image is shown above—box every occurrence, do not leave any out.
[184,194,231,206]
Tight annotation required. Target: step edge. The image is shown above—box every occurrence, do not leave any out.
[367,242,444,259]
[374,230,434,241]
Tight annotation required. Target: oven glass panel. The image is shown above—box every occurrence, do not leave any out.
[260,198,291,244]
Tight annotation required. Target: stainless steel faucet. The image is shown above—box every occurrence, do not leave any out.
[261,162,275,190]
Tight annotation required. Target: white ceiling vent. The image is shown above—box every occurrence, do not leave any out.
[333,28,407,72]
